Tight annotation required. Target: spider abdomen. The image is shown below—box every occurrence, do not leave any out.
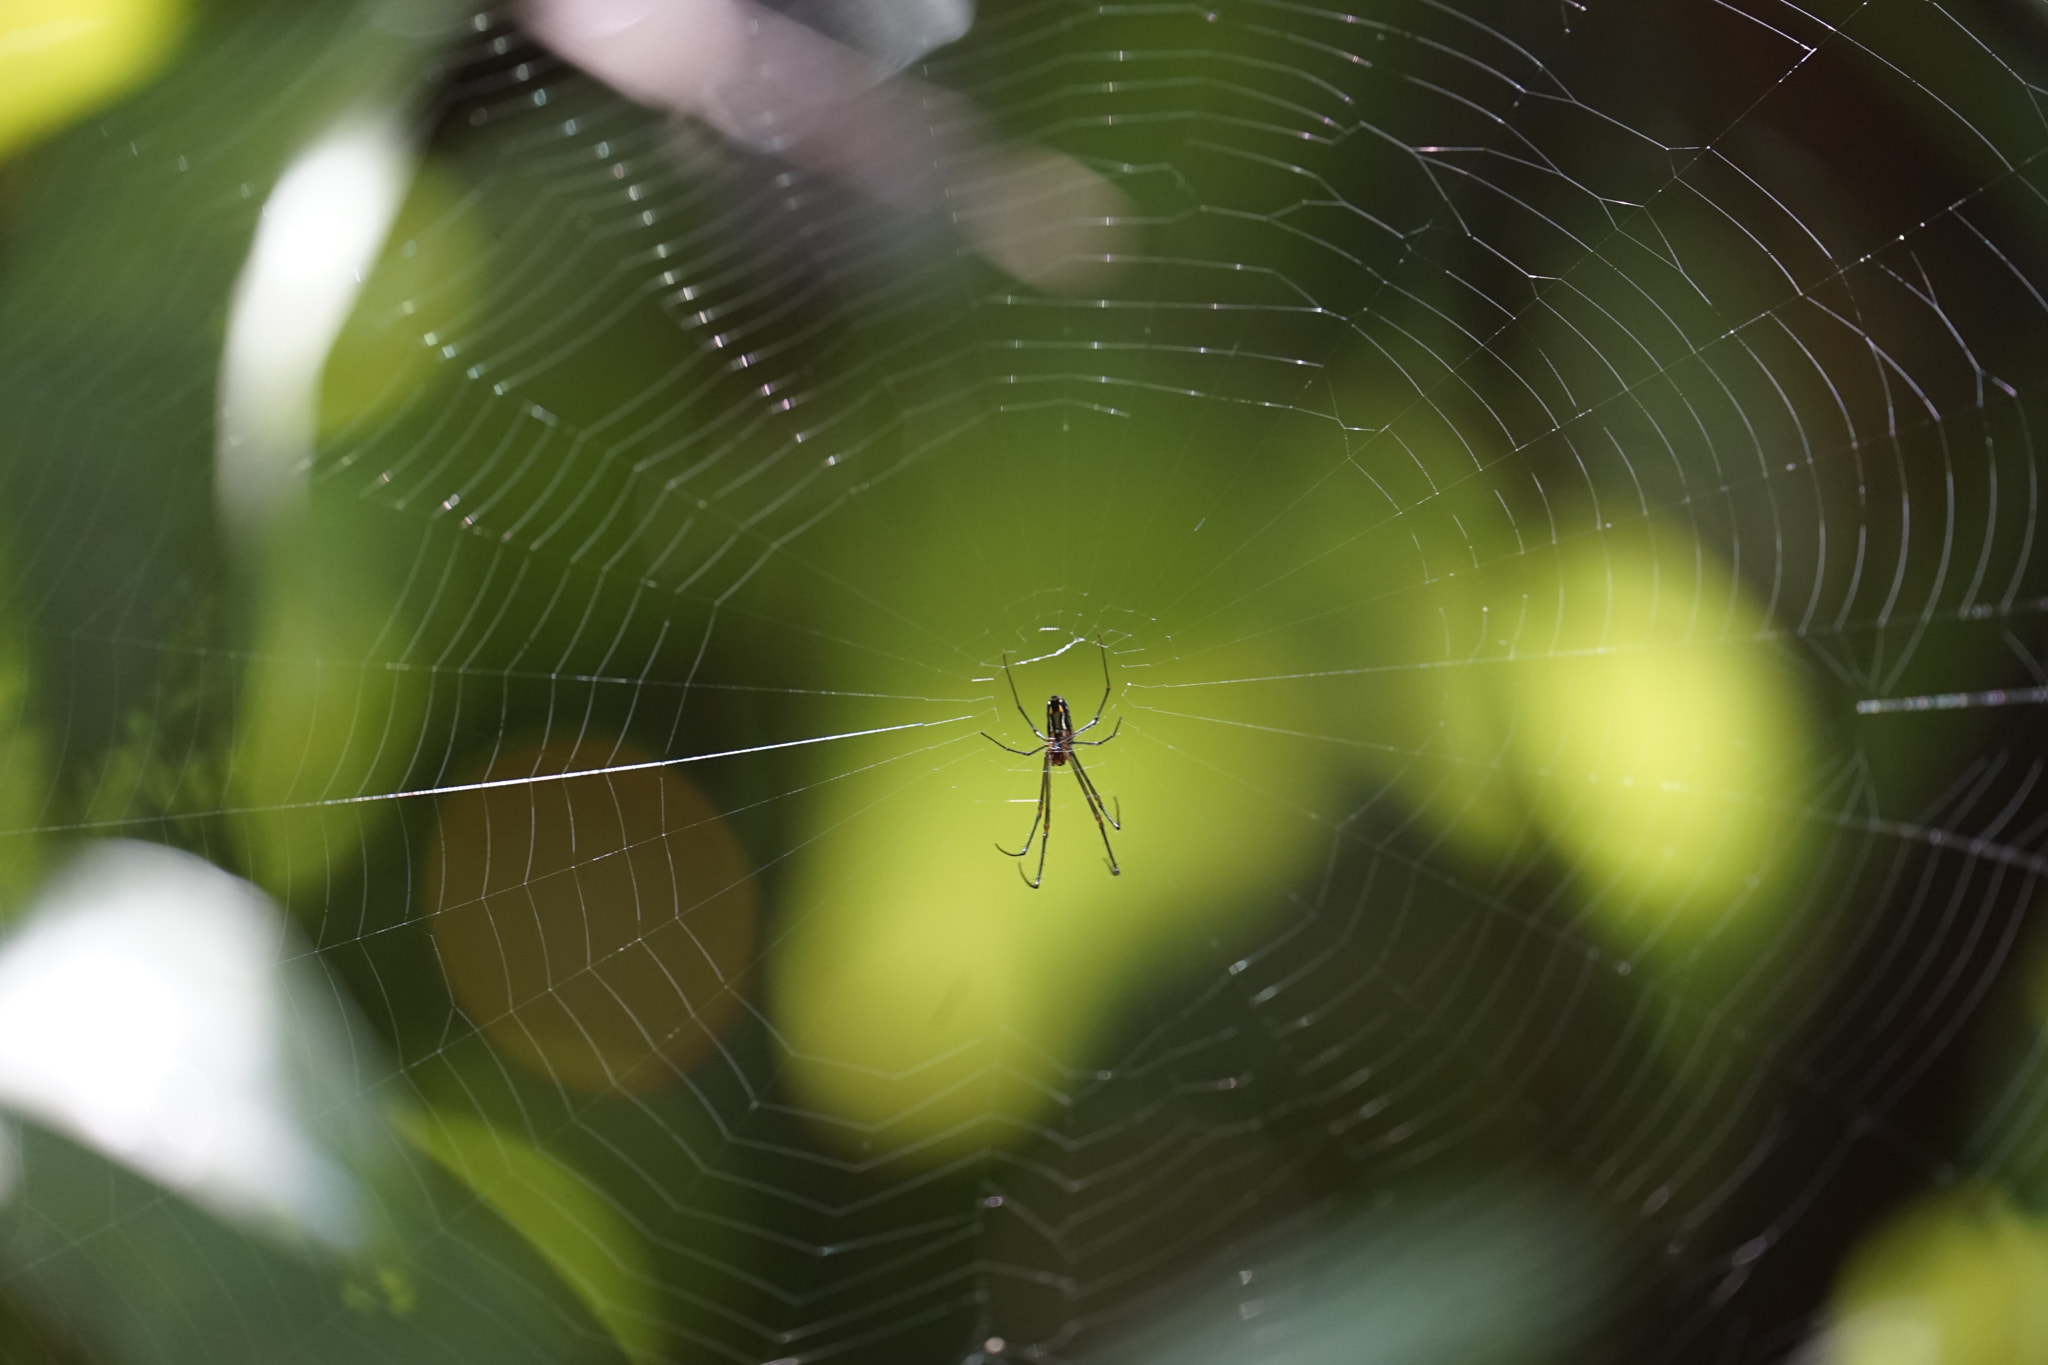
[1045,695,1076,762]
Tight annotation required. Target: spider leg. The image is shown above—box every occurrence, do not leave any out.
[994,762,1046,857]
[1071,639,1116,735]
[982,732,1048,758]
[995,753,1048,859]
[997,755,1054,891]
[1070,716,1122,747]
[1068,751,1121,875]
[999,653,1047,740]
[1068,752,1120,831]
[1023,765,1052,889]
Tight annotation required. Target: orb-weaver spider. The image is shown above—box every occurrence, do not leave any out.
[981,640,1122,888]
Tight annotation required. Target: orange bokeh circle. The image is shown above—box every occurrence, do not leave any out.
[427,742,755,1093]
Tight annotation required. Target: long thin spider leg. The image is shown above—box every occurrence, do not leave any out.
[1068,753,1121,831]
[1023,762,1053,889]
[997,753,1051,859]
[1091,637,1113,724]
[1070,716,1122,747]
[982,732,1048,758]
[1071,638,1116,734]
[999,653,1045,739]
[1068,752,1121,875]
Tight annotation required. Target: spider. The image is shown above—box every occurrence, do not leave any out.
[981,640,1123,888]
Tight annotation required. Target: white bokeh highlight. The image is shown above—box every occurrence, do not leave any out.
[0,841,364,1247]
[216,118,414,542]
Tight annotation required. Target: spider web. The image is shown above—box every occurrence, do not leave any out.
[4,0,2048,1361]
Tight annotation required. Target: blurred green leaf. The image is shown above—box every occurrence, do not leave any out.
[393,1107,662,1365]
